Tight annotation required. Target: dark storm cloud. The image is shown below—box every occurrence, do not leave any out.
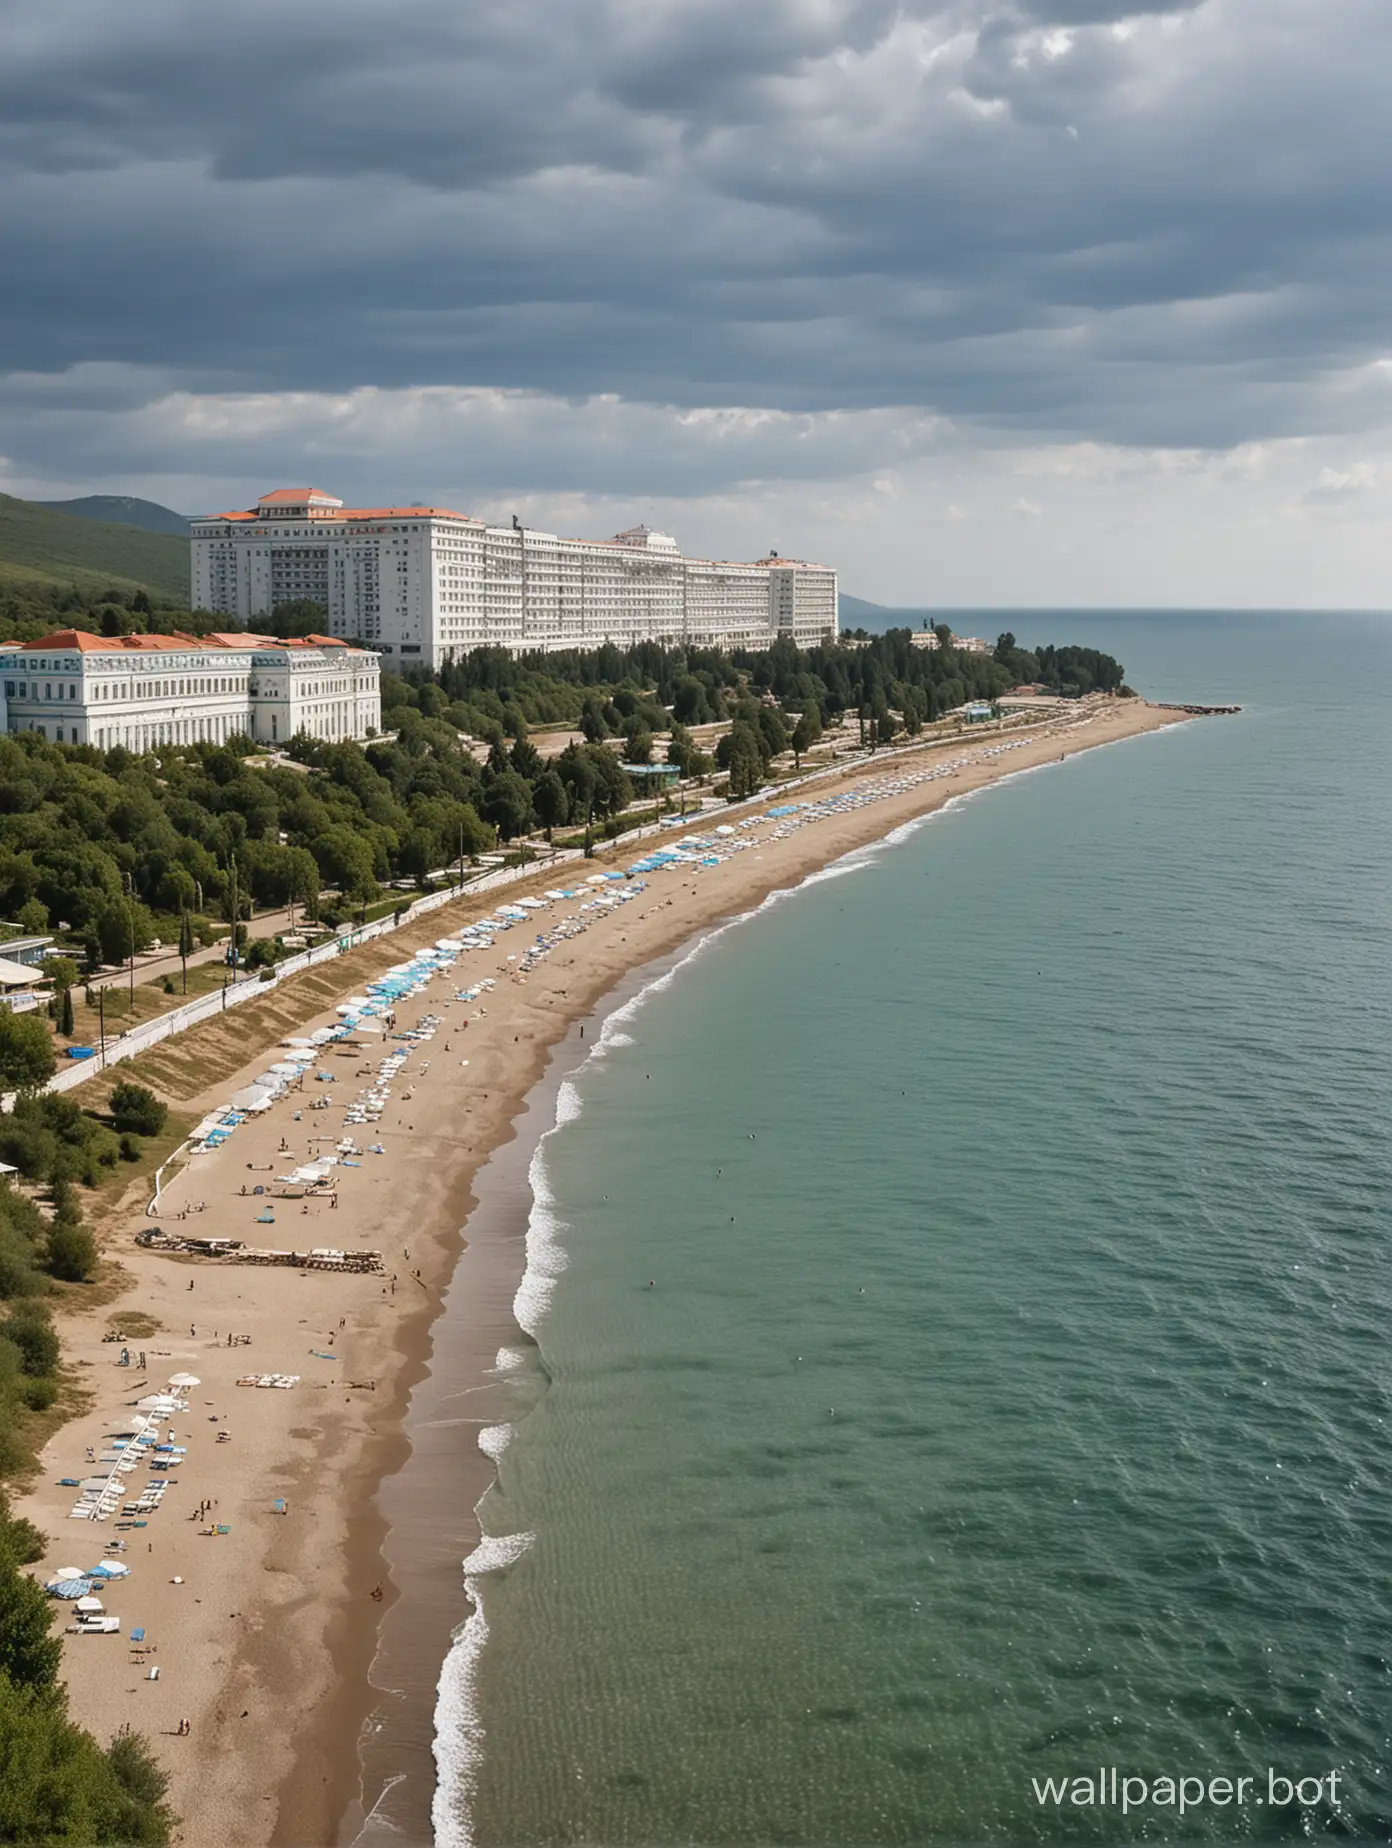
[2,0,1392,496]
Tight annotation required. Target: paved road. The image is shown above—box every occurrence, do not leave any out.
[84,903,305,994]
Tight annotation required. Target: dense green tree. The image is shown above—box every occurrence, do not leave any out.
[0,1014,55,1095]
[310,827,378,904]
[109,1082,167,1138]
[0,1559,61,1691]
[532,771,569,841]
[46,1219,98,1284]
[790,710,816,769]
[481,771,535,842]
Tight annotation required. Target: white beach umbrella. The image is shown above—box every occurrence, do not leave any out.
[75,1596,104,1613]
[168,1373,201,1389]
[54,1567,85,1581]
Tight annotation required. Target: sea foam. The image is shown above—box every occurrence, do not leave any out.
[431,1530,535,1848]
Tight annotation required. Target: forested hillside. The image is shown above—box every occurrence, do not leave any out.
[0,496,190,604]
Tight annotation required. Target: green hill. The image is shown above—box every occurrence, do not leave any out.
[34,494,190,537]
[0,494,191,603]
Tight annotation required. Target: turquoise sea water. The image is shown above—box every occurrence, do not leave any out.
[445,615,1392,1845]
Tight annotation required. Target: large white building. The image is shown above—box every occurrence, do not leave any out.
[191,490,838,668]
[2,629,381,752]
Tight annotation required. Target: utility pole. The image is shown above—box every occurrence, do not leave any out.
[457,821,465,892]
[228,852,239,980]
[98,987,106,1068]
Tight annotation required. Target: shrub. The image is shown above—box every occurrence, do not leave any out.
[2,1306,60,1375]
[21,1374,59,1411]
[119,1134,142,1162]
[46,1220,98,1283]
[109,1082,167,1138]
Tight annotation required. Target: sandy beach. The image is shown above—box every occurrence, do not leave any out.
[17,696,1188,1848]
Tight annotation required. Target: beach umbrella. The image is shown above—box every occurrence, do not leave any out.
[92,1560,130,1578]
[168,1373,201,1389]
[54,1567,85,1581]
[75,1596,104,1613]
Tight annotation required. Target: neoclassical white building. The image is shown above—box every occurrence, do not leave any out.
[2,629,381,752]
[190,490,838,668]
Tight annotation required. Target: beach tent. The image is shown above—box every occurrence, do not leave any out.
[75,1597,104,1613]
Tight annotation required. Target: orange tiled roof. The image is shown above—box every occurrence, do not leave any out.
[21,630,216,654]
[22,628,368,656]
[207,503,473,523]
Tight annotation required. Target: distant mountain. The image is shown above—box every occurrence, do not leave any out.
[34,495,190,537]
[0,495,191,603]
[839,593,945,633]
[837,592,887,623]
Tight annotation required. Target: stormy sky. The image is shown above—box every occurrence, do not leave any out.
[3,0,1391,604]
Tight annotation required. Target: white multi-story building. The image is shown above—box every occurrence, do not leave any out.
[191,490,838,668]
[3,629,381,752]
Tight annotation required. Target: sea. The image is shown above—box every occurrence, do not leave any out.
[422,613,1392,1846]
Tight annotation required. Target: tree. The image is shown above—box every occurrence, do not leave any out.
[579,697,609,742]
[481,771,535,843]
[532,771,569,842]
[89,896,155,969]
[46,1219,98,1282]
[310,827,377,904]
[284,847,321,924]
[0,1012,55,1094]
[723,725,765,800]
[0,1557,61,1690]
[622,729,654,765]
[57,986,74,1039]
[109,1082,167,1138]
[3,1306,60,1376]
[16,898,48,936]
[178,912,194,993]
[666,722,706,778]
[790,711,816,770]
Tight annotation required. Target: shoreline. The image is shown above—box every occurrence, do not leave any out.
[14,696,1194,1848]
